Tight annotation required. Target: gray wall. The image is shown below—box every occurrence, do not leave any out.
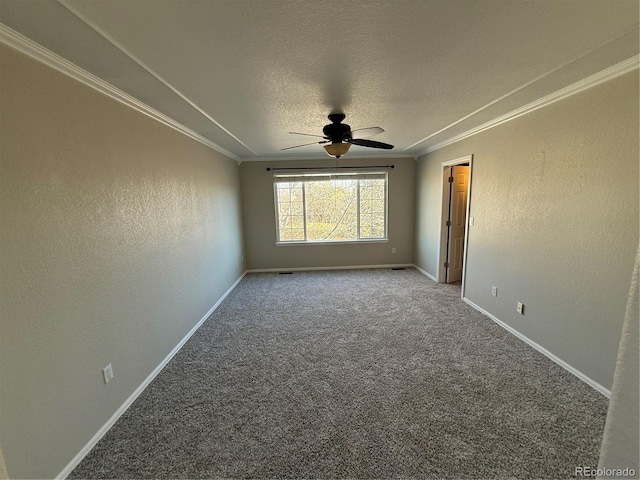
[414,70,639,391]
[0,46,245,479]
[2,32,637,480]
[240,158,416,270]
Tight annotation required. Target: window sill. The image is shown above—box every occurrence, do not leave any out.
[276,239,389,246]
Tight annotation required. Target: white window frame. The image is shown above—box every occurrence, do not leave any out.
[273,171,389,245]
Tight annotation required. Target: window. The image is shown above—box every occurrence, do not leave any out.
[274,172,388,243]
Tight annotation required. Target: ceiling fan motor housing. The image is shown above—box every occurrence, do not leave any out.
[283,113,393,155]
[323,114,351,143]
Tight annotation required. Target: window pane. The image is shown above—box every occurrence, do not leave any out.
[360,198,372,214]
[276,182,304,241]
[305,179,357,241]
[275,174,386,243]
[359,179,385,239]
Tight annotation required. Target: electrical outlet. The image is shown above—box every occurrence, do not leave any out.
[491,286,498,297]
[517,302,524,315]
[102,364,114,384]
[391,248,396,254]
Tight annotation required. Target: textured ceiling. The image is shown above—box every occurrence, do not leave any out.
[1,0,638,161]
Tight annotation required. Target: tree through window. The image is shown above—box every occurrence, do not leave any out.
[274,172,387,243]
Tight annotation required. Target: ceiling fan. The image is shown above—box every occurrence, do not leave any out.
[282,113,394,158]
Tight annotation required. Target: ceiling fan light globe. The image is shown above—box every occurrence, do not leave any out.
[324,143,350,158]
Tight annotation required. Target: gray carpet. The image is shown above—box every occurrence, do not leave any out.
[70,268,608,479]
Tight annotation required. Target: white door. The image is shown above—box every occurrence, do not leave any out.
[445,165,469,283]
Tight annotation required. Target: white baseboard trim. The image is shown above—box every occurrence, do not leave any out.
[462,297,611,398]
[412,264,438,282]
[57,269,609,478]
[247,264,414,273]
[57,271,247,479]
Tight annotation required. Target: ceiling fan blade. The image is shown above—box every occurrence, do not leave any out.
[288,131,327,138]
[348,138,394,149]
[347,127,384,139]
[280,140,329,151]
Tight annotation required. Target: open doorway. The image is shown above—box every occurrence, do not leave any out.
[438,155,473,295]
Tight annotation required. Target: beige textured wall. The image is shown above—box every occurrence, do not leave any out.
[415,70,639,390]
[414,155,444,276]
[240,158,415,270]
[0,46,245,479]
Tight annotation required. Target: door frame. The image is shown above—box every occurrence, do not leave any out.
[437,155,473,298]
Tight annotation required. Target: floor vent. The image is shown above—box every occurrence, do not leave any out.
[391,267,406,271]
[279,272,293,275]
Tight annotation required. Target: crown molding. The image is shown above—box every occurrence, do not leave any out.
[4,20,636,164]
[57,0,256,158]
[245,153,416,163]
[420,55,639,156]
[0,23,241,163]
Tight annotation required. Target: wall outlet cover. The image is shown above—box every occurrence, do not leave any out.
[102,364,114,384]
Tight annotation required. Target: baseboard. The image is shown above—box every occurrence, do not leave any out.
[412,264,438,282]
[57,271,247,479]
[57,269,609,478]
[247,264,414,273]
[462,297,611,398]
